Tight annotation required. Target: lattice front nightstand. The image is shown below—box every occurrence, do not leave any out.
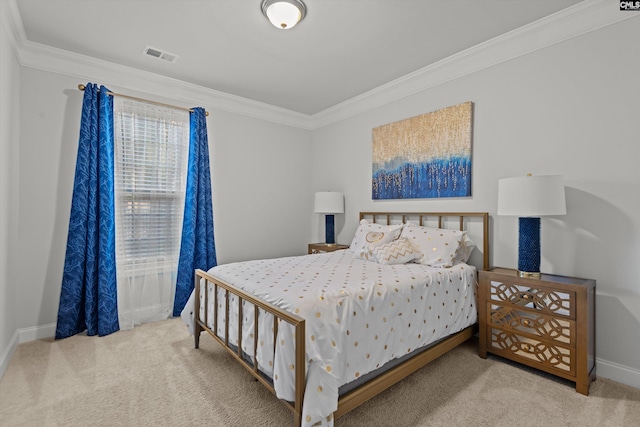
[478,267,596,395]
[308,243,349,254]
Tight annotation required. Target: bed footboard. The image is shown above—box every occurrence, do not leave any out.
[192,211,489,426]
[194,269,306,427]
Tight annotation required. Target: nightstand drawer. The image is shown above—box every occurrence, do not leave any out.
[489,327,575,376]
[489,303,574,346]
[490,280,575,319]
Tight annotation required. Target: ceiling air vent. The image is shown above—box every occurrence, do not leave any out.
[143,46,179,63]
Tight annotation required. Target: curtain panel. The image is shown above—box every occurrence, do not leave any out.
[56,83,119,339]
[174,107,217,316]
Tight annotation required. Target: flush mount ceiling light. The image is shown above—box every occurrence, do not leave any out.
[261,0,306,30]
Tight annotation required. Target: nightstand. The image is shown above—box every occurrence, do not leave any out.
[478,267,596,395]
[308,243,349,254]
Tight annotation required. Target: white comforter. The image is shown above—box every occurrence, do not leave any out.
[181,250,477,427]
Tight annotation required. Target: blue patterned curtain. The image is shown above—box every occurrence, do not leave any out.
[173,107,217,316]
[55,83,119,339]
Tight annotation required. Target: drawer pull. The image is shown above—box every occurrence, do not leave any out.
[522,343,531,352]
[522,319,532,327]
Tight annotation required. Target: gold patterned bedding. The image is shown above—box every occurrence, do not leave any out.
[182,249,477,426]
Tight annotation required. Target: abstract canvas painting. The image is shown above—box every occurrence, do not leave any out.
[372,101,473,199]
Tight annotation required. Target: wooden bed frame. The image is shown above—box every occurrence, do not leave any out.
[193,211,489,426]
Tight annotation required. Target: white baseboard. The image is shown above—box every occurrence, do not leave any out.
[0,323,55,380]
[596,357,640,390]
[18,322,56,343]
[0,330,19,380]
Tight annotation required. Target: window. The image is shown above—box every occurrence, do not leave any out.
[113,98,190,328]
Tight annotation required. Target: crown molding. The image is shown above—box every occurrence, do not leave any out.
[310,0,637,128]
[5,0,635,131]
[0,0,26,58]
[15,38,314,129]
[4,1,313,129]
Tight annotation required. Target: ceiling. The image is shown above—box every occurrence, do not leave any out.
[15,0,583,115]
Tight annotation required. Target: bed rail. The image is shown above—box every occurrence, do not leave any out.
[193,269,306,426]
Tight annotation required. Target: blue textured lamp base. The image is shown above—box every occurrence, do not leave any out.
[518,217,541,278]
[325,214,335,245]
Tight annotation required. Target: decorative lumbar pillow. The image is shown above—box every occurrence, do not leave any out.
[348,219,403,260]
[400,222,466,268]
[371,237,421,265]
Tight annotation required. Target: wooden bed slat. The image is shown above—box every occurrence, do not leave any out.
[273,318,278,358]
[237,297,243,359]
[224,289,229,347]
[213,283,218,338]
[204,279,209,330]
[253,306,259,375]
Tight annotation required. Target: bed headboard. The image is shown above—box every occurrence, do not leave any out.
[359,212,490,270]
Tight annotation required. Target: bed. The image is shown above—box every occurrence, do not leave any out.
[182,211,489,426]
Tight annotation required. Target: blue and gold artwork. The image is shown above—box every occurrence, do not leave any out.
[372,102,473,199]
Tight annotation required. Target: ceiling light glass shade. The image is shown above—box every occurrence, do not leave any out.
[261,0,306,29]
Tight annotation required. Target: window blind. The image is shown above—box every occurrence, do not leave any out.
[113,98,190,274]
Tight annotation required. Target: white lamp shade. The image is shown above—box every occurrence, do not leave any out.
[314,192,344,214]
[498,175,566,217]
[262,0,306,29]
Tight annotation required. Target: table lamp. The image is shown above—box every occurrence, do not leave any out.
[497,174,566,278]
[314,191,344,245]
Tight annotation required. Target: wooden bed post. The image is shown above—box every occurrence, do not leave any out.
[194,269,202,349]
[293,318,305,427]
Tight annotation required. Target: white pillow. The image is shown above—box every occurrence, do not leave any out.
[453,234,476,264]
[371,237,421,265]
[348,219,403,260]
[400,223,467,268]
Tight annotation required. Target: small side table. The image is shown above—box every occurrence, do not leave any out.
[478,267,596,395]
[308,243,349,254]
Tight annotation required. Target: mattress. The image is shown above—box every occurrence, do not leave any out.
[182,250,477,427]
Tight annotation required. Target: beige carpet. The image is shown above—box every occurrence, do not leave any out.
[1,318,639,427]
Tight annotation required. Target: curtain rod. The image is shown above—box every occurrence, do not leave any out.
[77,84,209,116]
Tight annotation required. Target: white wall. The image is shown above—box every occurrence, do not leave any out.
[209,110,313,263]
[312,16,640,387]
[0,11,21,378]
